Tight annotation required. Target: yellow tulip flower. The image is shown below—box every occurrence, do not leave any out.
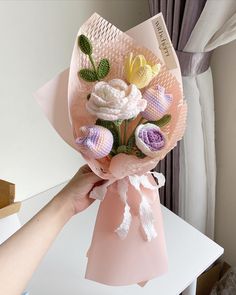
[124,53,161,89]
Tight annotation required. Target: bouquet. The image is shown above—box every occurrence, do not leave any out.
[35,13,187,287]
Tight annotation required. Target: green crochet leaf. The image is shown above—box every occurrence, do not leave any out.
[96,119,120,152]
[127,135,146,158]
[78,34,92,55]
[135,149,146,158]
[116,145,132,154]
[113,119,123,126]
[97,58,110,79]
[78,69,97,82]
[127,134,135,149]
[148,114,172,127]
[96,119,114,130]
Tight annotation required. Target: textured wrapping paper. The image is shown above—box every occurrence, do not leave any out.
[35,13,186,286]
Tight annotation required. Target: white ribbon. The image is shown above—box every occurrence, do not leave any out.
[89,172,165,242]
[115,178,132,240]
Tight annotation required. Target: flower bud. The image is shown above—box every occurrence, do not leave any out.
[124,53,161,89]
[141,85,172,121]
[76,125,113,159]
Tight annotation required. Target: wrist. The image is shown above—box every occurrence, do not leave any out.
[52,193,75,222]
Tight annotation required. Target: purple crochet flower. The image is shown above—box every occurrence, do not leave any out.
[75,125,113,159]
[135,123,166,158]
[141,85,172,121]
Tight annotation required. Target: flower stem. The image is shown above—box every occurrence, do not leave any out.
[88,54,99,80]
[136,117,145,127]
[123,120,128,145]
[116,124,121,146]
[127,117,145,143]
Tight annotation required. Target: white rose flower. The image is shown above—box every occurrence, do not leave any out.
[86,79,147,121]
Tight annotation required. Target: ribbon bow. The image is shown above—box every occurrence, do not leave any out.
[90,171,165,242]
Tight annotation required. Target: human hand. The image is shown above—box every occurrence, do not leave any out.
[56,165,102,215]
[0,165,102,295]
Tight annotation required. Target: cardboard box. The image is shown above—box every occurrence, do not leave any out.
[0,179,21,219]
[0,179,15,208]
[197,262,231,295]
[0,202,21,219]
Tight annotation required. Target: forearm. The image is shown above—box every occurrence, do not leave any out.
[0,193,74,295]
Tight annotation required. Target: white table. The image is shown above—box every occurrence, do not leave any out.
[18,184,223,295]
[0,214,21,245]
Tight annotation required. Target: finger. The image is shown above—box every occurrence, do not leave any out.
[79,164,92,174]
[92,179,107,187]
[82,172,102,184]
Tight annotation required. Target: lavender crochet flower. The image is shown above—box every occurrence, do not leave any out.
[135,123,166,158]
[141,85,172,121]
[75,125,113,159]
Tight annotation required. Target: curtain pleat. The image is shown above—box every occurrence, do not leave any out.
[172,0,182,48]
[166,0,174,35]
[160,0,167,19]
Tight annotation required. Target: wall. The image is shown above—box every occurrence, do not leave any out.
[211,40,236,265]
[0,0,149,201]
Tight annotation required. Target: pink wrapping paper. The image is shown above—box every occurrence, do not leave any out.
[35,13,186,286]
[85,173,168,286]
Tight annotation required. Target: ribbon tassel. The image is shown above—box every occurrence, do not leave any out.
[115,178,132,239]
[129,174,159,241]
[139,195,157,242]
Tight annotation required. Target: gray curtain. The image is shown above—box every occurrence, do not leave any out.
[149,0,208,214]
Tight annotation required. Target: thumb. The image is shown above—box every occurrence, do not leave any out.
[82,172,103,185]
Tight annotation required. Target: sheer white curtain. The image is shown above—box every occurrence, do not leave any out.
[179,0,236,238]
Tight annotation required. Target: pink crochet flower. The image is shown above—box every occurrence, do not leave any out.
[75,125,113,159]
[86,79,147,121]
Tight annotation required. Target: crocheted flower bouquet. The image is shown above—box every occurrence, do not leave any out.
[35,13,187,287]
